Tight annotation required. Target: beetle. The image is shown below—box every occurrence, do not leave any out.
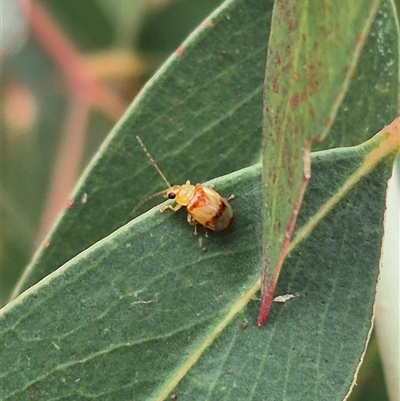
[134,136,234,235]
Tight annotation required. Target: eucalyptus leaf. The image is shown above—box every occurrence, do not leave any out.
[3,0,399,399]
[258,0,391,325]
[11,0,398,299]
[1,133,397,400]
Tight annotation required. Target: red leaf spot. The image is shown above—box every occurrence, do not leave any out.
[65,199,74,209]
[273,78,279,93]
[175,46,185,57]
[290,95,299,109]
[356,34,366,45]
[201,18,213,28]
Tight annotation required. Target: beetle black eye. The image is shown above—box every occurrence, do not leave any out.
[168,192,176,199]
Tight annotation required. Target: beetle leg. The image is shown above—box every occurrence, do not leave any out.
[206,184,234,202]
[187,213,196,225]
[187,213,198,235]
[160,203,182,213]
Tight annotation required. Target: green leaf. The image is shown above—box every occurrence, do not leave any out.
[1,132,397,400]
[258,0,388,325]
[11,0,398,300]
[11,0,274,297]
[3,0,399,399]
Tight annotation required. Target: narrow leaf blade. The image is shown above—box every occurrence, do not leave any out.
[259,0,382,325]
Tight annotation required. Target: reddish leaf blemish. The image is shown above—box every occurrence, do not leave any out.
[175,46,185,57]
[356,34,366,45]
[65,199,74,209]
[202,18,213,28]
[290,94,299,109]
[273,79,279,93]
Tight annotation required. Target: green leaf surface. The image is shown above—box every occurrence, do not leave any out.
[1,134,396,400]
[11,0,398,301]
[11,0,273,297]
[258,0,388,324]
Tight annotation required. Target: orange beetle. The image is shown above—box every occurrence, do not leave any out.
[135,136,234,235]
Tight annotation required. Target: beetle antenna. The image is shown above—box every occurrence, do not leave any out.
[136,136,171,188]
[132,189,168,213]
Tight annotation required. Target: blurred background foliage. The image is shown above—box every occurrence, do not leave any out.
[0,1,391,400]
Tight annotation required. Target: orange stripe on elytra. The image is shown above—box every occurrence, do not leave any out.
[206,199,226,226]
[189,187,207,209]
